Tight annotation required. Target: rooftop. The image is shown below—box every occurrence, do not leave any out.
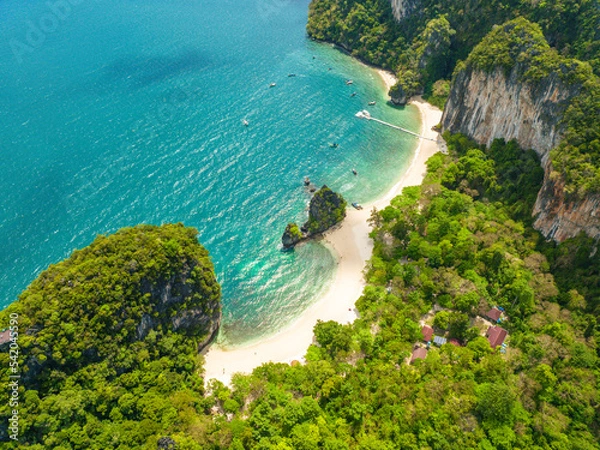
[421,325,434,342]
[486,307,502,322]
[0,329,11,346]
[411,347,428,363]
[433,335,447,346]
[487,326,508,348]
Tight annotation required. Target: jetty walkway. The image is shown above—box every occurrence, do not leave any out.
[355,110,437,142]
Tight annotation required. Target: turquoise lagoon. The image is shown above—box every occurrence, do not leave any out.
[0,0,420,345]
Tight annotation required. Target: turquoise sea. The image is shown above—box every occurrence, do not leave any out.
[0,0,420,345]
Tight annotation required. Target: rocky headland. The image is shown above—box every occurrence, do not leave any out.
[282,185,347,249]
[441,18,599,241]
[4,224,222,386]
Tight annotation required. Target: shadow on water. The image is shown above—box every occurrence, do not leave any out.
[101,51,212,88]
[385,100,407,111]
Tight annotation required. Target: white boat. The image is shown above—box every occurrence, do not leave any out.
[368,101,376,105]
[242,119,249,126]
[269,82,276,88]
[346,79,353,85]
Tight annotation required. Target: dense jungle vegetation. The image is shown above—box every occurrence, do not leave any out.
[0,224,221,448]
[1,1,599,448]
[307,0,600,83]
[4,137,599,449]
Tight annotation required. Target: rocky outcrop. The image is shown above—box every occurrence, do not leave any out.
[9,224,223,388]
[533,169,600,241]
[390,82,411,105]
[441,62,600,241]
[304,185,347,234]
[442,65,578,166]
[138,268,222,351]
[282,223,305,249]
[390,0,421,21]
[157,437,177,450]
[281,186,347,249]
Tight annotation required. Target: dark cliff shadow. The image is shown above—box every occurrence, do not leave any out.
[100,51,212,89]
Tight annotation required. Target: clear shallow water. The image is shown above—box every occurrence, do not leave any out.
[0,0,420,345]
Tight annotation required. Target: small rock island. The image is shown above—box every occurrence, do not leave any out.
[282,185,347,249]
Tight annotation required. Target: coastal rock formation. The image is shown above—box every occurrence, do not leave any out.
[390,82,410,105]
[8,224,222,385]
[304,185,347,234]
[442,66,577,167]
[442,19,598,241]
[281,185,347,248]
[282,223,305,249]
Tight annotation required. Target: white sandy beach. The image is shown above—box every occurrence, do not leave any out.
[203,70,443,385]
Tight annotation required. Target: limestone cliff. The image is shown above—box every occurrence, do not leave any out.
[281,185,346,248]
[442,19,599,241]
[390,0,420,22]
[532,171,600,241]
[442,64,600,240]
[442,65,577,167]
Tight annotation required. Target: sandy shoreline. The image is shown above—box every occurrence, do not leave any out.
[203,70,443,386]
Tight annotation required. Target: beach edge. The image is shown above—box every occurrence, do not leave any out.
[202,70,443,386]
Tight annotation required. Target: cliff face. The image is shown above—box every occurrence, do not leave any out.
[442,66,577,166]
[533,171,600,241]
[137,267,222,351]
[442,65,600,241]
[390,0,420,21]
[281,186,347,249]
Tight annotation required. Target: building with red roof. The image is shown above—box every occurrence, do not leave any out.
[486,307,502,323]
[411,347,428,363]
[421,325,434,342]
[487,326,508,348]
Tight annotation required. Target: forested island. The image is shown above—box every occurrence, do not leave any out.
[282,185,347,248]
[1,0,599,448]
